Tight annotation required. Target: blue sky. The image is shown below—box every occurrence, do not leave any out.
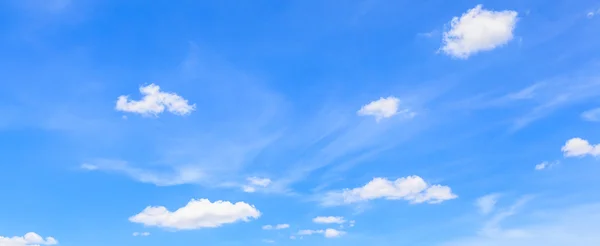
[1,0,600,245]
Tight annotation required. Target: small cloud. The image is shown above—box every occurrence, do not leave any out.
[535,160,559,171]
[132,232,150,237]
[441,5,518,59]
[561,138,600,157]
[262,224,289,230]
[587,9,600,18]
[242,177,272,193]
[289,235,296,240]
[116,83,195,116]
[129,199,261,230]
[357,96,414,122]
[80,163,98,171]
[296,229,345,238]
[262,239,275,244]
[322,176,457,206]
[476,194,500,215]
[313,216,346,224]
[581,108,600,122]
[0,232,58,246]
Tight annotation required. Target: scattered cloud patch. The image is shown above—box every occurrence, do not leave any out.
[0,232,58,246]
[587,8,600,18]
[313,216,346,224]
[297,229,345,238]
[116,83,195,116]
[81,160,203,186]
[243,177,272,193]
[80,163,98,170]
[476,194,500,215]
[322,176,457,206]
[581,108,600,122]
[262,239,275,244]
[357,97,414,121]
[535,161,558,171]
[561,138,600,157]
[132,232,150,237]
[441,5,518,59]
[129,199,260,230]
[262,224,289,230]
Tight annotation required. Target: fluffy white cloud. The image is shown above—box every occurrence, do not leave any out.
[476,194,500,214]
[129,199,261,230]
[581,108,600,122]
[297,229,345,238]
[357,97,414,122]
[0,232,58,246]
[441,5,518,59]
[561,138,600,157]
[132,232,150,237]
[262,224,289,230]
[323,176,457,206]
[116,83,195,116]
[588,9,600,18]
[242,177,272,193]
[313,216,346,224]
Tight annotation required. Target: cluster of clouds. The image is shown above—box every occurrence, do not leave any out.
[242,177,272,193]
[0,232,58,246]
[322,176,457,206]
[536,137,599,171]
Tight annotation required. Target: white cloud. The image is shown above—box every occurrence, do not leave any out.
[242,177,272,193]
[561,137,600,157]
[116,83,195,116]
[129,198,261,230]
[581,108,600,122]
[476,194,500,215]
[297,229,345,238]
[80,163,98,170]
[132,232,150,237]
[262,224,290,230]
[0,232,58,246]
[313,216,346,224]
[441,5,518,59]
[262,239,275,243]
[322,176,457,206]
[357,97,414,121]
[81,160,204,186]
[535,161,558,171]
[587,9,600,18]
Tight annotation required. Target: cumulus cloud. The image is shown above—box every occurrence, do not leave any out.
[129,199,261,230]
[322,176,457,206]
[132,232,150,237]
[313,216,346,224]
[441,5,518,59]
[357,97,415,121]
[262,224,290,230]
[242,177,272,193]
[116,83,195,116]
[0,232,58,246]
[297,229,345,238]
[476,194,500,215]
[581,108,600,122]
[561,138,600,157]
